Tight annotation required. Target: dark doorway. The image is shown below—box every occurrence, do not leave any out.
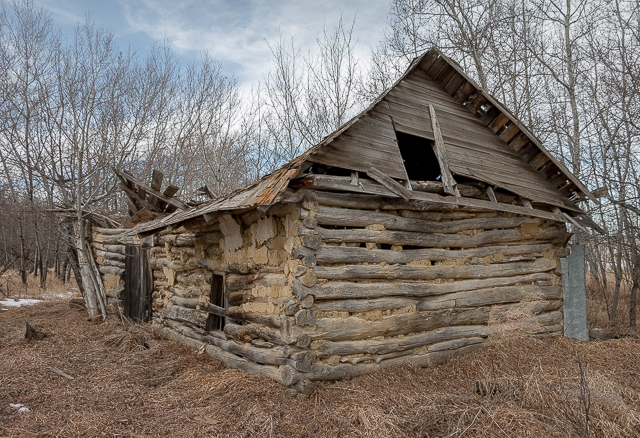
[207,274,226,331]
[396,131,442,181]
[123,245,152,322]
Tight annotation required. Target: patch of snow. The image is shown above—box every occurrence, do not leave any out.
[18,407,30,413]
[1,308,7,311]
[9,404,23,409]
[0,298,42,307]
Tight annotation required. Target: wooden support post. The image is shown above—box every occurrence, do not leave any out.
[428,104,459,196]
[350,171,359,186]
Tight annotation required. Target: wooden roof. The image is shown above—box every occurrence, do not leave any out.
[130,48,598,235]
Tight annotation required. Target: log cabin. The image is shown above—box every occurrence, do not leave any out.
[90,48,599,395]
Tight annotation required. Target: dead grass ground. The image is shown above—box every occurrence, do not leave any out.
[1,301,640,437]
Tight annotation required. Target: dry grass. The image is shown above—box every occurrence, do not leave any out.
[0,269,78,302]
[1,301,640,437]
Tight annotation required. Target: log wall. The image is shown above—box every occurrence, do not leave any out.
[98,186,570,394]
[89,227,131,309]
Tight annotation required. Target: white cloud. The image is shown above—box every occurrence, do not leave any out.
[118,0,390,84]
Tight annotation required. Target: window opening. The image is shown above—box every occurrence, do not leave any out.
[395,131,442,181]
[207,274,226,331]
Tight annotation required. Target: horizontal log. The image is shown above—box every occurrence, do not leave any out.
[286,301,560,342]
[90,242,126,254]
[98,258,126,269]
[398,209,498,221]
[307,226,569,249]
[315,206,540,234]
[312,325,488,357]
[93,234,142,245]
[294,176,573,220]
[224,323,286,345]
[159,326,284,385]
[294,272,557,300]
[411,180,484,197]
[225,308,282,328]
[175,271,209,286]
[315,243,555,265]
[170,296,199,309]
[158,233,222,246]
[283,343,483,385]
[417,285,562,310]
[162,305,208,328]
[168,284,210,298]
[314,258,556,281]
[159,222,221,235]
[427,337,484,352]
[94,227,129,235]
[93,249,126,261]
[308,189,491,217]
[311,285,560,313]
[314,297,418,313]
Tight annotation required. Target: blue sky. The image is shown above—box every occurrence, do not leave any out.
[35,0,391,87]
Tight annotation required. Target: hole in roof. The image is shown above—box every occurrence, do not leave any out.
[395,131,442,181]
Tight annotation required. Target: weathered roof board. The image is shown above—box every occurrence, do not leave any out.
[128,48,597,236]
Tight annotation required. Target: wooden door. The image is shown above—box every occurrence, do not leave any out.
[124,245,152,322]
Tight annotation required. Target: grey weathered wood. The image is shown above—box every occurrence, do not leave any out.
[162,305,208,328]
[93,249,126,261]
[98,266,125,276]
[305,226,569,249]
[224,323,285,345]
[367,167,412,200]
[428,103,458,196]
[283,343,483,384]
[286,300,561,342]
[314,258,556,281]
[314,206,540,234]
[294,175,569,222]
[315,243,554,265]
[293,272,557,300]
[561,244,589,341]
[417,285,561,310]
[311,285,560,313]
[48,366,74,380]
[115,169,188,211]
[225,308,282,328]
[486,186,497,203]
[170,296,199,309]
[312,325,487,357]
[207,303,226,317]
[160,326,284,384]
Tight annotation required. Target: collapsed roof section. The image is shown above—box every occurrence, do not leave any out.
[127,47,599,236]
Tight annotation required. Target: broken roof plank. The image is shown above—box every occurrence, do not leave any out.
[114,169,188,212]
[367,167,412,200]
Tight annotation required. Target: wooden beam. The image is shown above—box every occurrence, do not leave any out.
[428,104,459,196]
[149,169,164,208]
[114,169,188,211]
[118,182,162,213]
[293,174,567,223]
[367,167,412,200]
